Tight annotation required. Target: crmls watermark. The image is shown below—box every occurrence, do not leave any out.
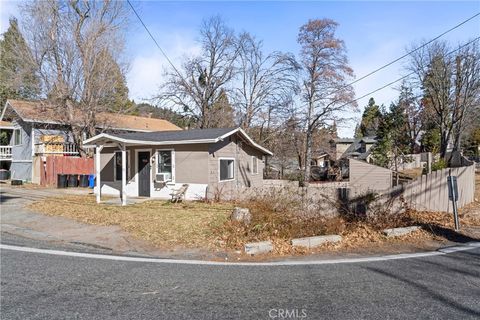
[268,308,307,319]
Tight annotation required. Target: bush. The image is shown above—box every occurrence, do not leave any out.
[431,158,447,171]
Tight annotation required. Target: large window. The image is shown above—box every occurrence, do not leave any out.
[13,129,22,146]
[114,151,130,181]
[219,158,235,181]
[251,156,259,175]
[156,149,174,182]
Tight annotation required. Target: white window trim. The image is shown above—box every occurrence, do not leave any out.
[218,157,235,182]
[114,150,131,182]
[155,148,175,183]
[251,156,259,175]
[13,128,22,146]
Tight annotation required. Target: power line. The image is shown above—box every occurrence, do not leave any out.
[332,12,480,95]
[126,0,184,80]
[337,36,480,110]
[127,1,479,111]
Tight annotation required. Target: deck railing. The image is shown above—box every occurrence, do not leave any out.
[0,146,12,159]
[34,142,79,156]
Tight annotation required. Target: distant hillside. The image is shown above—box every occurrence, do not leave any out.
[136,103,197,129]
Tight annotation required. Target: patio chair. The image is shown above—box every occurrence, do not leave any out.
[170,184,189,203]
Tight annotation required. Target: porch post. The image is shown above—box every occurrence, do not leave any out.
[121,144,127,206]
[95,145,104,203]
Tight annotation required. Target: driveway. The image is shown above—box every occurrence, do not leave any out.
[1,233,479,320]
[0,185,207,259]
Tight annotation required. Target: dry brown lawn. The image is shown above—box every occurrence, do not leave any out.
[29,195,234,249]
[28,172,480,256]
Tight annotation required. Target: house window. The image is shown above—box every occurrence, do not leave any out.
[252,156,259,175]
[219,158,235,181]
[114,151,130,181]
[156,149,174,182]
[13,129,22,146]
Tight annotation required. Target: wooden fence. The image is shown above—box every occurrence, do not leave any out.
[389,164,475,212]
[39,156,94,187]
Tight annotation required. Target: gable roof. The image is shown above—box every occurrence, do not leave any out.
[1,99,181,132]
[339,136,377,159]
[83,127,273,156]
[0,120,13,129]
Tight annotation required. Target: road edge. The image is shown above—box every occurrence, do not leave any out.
[1,242,479,266]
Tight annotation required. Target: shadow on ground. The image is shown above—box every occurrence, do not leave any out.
[0,191,21,204]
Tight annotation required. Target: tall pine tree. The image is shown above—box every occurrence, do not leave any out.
[358,98,382,137]
[0,18,40,107]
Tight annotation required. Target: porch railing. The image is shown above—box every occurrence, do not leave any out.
[34,142,80,156]
[0,146,12,159]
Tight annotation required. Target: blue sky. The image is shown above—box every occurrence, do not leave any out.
[1,1,479,137]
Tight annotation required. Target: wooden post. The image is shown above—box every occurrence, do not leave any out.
[121,144,127,206]
[95,145,104,203]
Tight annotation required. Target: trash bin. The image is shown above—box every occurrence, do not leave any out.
[67,174,78,187]
[0,169,10,180]
[79,174,89,187]
[88,174,95,188]
[57,174,68,188]
[11,179,23,186]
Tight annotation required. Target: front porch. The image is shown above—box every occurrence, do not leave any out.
[88,142,208,206]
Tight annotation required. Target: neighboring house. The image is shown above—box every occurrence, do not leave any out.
[83,127,273,203]
[0,99,181,181]
[332,136,377,162]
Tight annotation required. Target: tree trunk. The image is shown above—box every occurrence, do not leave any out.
[304,129,312,186]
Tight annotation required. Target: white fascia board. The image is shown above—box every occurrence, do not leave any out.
[215,127,273,156]
[0,101,10,121]
[84,133,217,147]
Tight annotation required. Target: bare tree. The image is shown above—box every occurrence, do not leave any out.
[297,19,356,184]
[157,16,238,128]
[22,0,129,154]
[233,32,300,138]
[408,39,480,159]
[451,41,480,155]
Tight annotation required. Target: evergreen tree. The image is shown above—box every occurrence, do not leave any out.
[0,18,40,107]
[209,89,235,128]
[97,50,137,115]
[371,102,411,169]
[359,98,382,137]
[136,103,197,129]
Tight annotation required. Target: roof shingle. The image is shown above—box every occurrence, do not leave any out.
[2,99,181,132]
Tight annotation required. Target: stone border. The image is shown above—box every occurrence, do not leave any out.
[383,226,421,237]
[291,235,342,249]
[244,241,273,255]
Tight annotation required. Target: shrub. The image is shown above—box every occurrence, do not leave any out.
[431,158,447,171]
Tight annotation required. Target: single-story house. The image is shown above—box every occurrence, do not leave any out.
[83,127,273,204]
[0,99,180,181]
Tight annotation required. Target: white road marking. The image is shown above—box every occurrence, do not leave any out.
[1,242,479,266]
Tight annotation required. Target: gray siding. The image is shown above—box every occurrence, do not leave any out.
[100,144,210,184]
[207,136,265,199]
[9,119,32,180]
[98,136,266,200]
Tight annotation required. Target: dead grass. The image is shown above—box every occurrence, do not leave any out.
[27,173,480,257]
[29,195,234,249]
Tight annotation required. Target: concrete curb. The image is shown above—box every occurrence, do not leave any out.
[244,241,273,255]
[383,226,421,237]
[291,235,342,249]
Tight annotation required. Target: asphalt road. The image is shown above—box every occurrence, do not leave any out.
[1,234,480,320]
